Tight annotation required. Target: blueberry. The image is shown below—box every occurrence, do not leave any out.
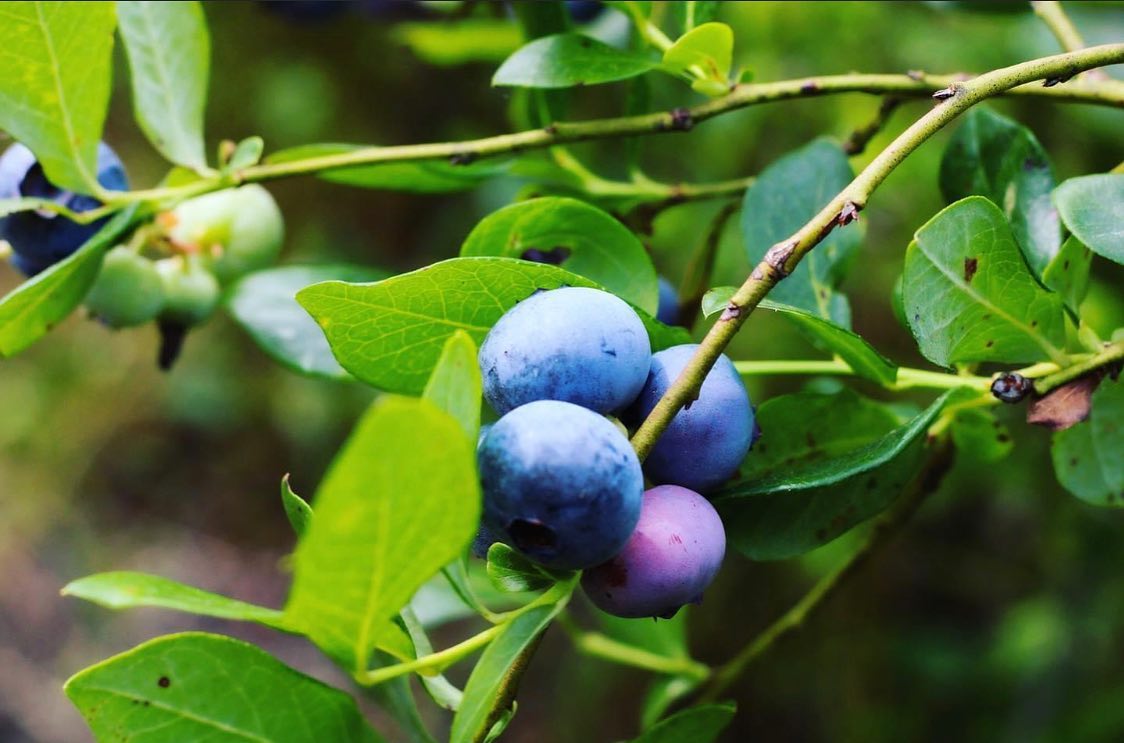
[84,247,165,328]
[0,142,128,276]
[478,400,643,570]
[625,344,754,493]
[479,287,651,415]
[582,485,726,619]
[656,276,679,325]
[566,0,604,23]
[471,523,500,559]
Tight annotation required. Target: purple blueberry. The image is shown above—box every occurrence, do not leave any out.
[0,142,128,276]
[625,344,755,493]
[582,485,726,619]
[478,400,643,570]
[479,287,651,415]
[656,276,679,325]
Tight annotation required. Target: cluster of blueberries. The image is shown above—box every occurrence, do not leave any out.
[475,286,757,619]
[0,142,284,366]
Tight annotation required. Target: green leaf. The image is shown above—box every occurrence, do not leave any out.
[630,703,736,743]
[1042,235,1094,314]
[951,408,1013,463]
[0,1,117,193]
[285,396,480,672]
[281,474,313,538]
[400,606,463,712]
[450,604,560,743]
[702,291,897,385]
[266,143,507,193]
[486,543,555,593]
[423,330,482,441]
[661,22,733,96]
[117,1,209,169]
[1053,174,1124,265]
[903,196,1066,368]
[62,571,290,629]
[393,19,523,67]
[66,632,383,743]
[297,256,688,396]
[741,139,862,326]
[226,264,385,380]
[0,205,138,357]
[1051,379,1124,507]
[493,33,658,89]
[460,196,659,314]
[227,135,264,171]
[640,676,702,730]
[717,390,951,560]
[939,107,1059,276]
[364,652,439,743]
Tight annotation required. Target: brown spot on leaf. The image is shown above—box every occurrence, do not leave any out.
[964,257,978,283]
[157,676,171,689]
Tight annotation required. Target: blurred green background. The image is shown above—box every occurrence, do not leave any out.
[1,2,1122,741]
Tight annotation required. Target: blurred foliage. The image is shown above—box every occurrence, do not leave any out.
[1,2,1122,741]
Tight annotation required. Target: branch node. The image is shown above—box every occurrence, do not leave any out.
[1043,70,1077,87]
[543,124,559,136]
[763,241,796,278]
[800,80,820,93]
[837,201,862,226]
[719,302,741,322]
[931,86,957,101]
[668,107,694,131]
[906,69,925,82]
[449,151,478,166]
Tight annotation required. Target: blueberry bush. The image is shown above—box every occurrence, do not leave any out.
[1,2,1123,741]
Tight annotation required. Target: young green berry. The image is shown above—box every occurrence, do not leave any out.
[84,247,165,328]
[167,185,284,284]
[155,256,221,326]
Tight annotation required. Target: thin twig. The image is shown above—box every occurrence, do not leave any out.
[88,53,1124,217]
[681,201,741,329]
[629,44,1124,461]
[1031,1,1109,81]
[842,97,904,156]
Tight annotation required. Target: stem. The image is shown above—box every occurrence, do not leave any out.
[842,97,903,156]
[92,54,1124,211]
[733,359,992,392]
[629,44,1124,461]
[694,442,955,704]
[355,623,504,686]
[1034,340,1124,395]
[557,615,710,680]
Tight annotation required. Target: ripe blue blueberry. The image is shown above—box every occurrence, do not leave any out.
[625,344,755,493]
[582,485,726,619]
[566,0,605,23]
[656,276,679,325]
[0,142,128,275]
[478,400,643,570]
[479,287,651,415]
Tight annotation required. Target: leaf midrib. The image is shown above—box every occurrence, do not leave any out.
[35,1,97,191]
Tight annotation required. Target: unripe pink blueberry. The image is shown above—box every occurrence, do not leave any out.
[581,485,726,619]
